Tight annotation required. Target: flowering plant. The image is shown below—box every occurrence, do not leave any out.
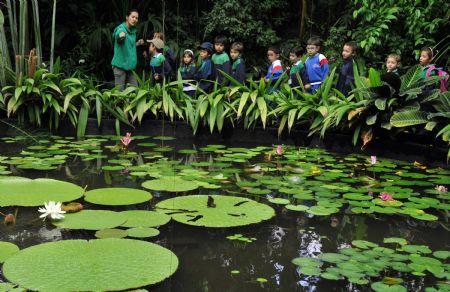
[38,201,66,220]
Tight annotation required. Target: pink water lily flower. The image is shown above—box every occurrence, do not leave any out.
[370,155,377,164]
[121,133,132,147]
[379,192,393,201]
[435,185,448,193]
[274,145,283,156]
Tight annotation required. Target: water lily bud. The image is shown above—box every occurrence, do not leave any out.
[4,213,15,225]
[61,202,83,213]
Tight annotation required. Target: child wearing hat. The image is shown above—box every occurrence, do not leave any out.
[195,42,214,94]
[148,38,172,84]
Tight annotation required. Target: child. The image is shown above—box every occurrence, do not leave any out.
[336,41,358,96]
[386,54,401,75]
[305,36,329,92]
[152,32,176,71]
[264,46,284,90]
[195,42,214,94]
[179,49,197,96]
[212,35,231,86]
[288,46,308,88]
[419,46,448,92]
[229,42,246,85]
[148,38,172,84]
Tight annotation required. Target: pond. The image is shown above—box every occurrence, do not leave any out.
[0,131,448,291]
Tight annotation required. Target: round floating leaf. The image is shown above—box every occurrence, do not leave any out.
[156,195,275,227]
[256,278,268,283]
[400,245,432,254]
[343,193,373,201]
[153,136,175,141]
[268,198,290,205]
[84,188,152,206]
[285,204,309,212]
[142,177,199,192]
[307,205,339,216]
[384,237,408,245]
[95,229,128,239]
[410,212,438,221]
[298,267,322,276]
[0,177,84,207]
[0,242,20,263]
[291,257,322,267]
[352,240,379,249]
[127,227,160,238]
[371,282,406,292]
[120,210,171,228]
[319,253,349,263]
[53,210,127,230]
[3,239,178,291]
[433,251,450,260]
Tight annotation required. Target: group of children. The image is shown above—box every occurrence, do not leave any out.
[144,33,448,96]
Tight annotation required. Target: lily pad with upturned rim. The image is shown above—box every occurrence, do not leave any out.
[156,195,275,227]
[2,239,178,291]
[95,229,128,239]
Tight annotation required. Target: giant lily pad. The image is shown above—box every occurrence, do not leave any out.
[3,239,178,291]
[84,188,152,205]
[0,177,84,207]
[156,195,275,227]
[142,177,199,192]
[53,210,127,230]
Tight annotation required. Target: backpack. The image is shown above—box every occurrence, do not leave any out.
[425,65,449,92]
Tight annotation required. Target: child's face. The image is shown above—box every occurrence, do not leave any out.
[342,45,354,60]
[289,53,299,64]
[214,43,225,53]
[306,44,319,56]
[267,50,279,63]
[386,57,398,71]
[183,54,193,65]
[230,49,240,60]
[419,51,432,66]
[149,43,156,54]
[199,49,209,60]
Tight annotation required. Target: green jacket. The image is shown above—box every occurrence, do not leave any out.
[111,22,137,71]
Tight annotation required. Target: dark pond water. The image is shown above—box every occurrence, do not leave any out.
[0,129,448,292]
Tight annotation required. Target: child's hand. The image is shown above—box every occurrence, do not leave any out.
[286,66,291,70]
[305,84,311,89]
[136,39,144,46]
[119,32,126,40]
[154,74,160,80]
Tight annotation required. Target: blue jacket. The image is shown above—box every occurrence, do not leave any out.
[231,57,246,85]
[195,58,213,93]
[305,53,329,91]
[336,58,354,96]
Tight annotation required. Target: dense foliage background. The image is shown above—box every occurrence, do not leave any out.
[1,0,448,83]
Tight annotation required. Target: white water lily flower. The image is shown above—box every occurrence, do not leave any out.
[38,201,66,220]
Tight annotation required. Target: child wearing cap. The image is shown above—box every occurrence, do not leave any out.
[230,42,246,85]
[179,49,197,96]
[152,32,176,78]
[195,42,214,94]
[212,35,231,87]
[148,38,172,84]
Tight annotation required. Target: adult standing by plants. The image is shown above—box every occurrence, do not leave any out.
[111,9,144,91]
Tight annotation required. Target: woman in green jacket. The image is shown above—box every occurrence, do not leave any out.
[111,9,144,90]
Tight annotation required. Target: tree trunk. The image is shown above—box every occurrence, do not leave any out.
[299,0,307,39]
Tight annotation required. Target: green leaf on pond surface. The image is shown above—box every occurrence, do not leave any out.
[433,251,450,260]
[142,177,199,192]
[307,205,339,216]
[371,282,406,292]
[120,210,171,228]
[0,177,84,207]
[319,253,349,263]
[127,227,160,238]
[256,278,268,283]
[285,204,309,211]
[84,188,152,205]
[156,195,275,227]
[3,239,178,291]
[153,136,176,141]
[384,237,408,245]
[400,245,432,254]
[95,229,128,239]
[268,198,290,205]
[53,210,127,230]
[0,242,20,263]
